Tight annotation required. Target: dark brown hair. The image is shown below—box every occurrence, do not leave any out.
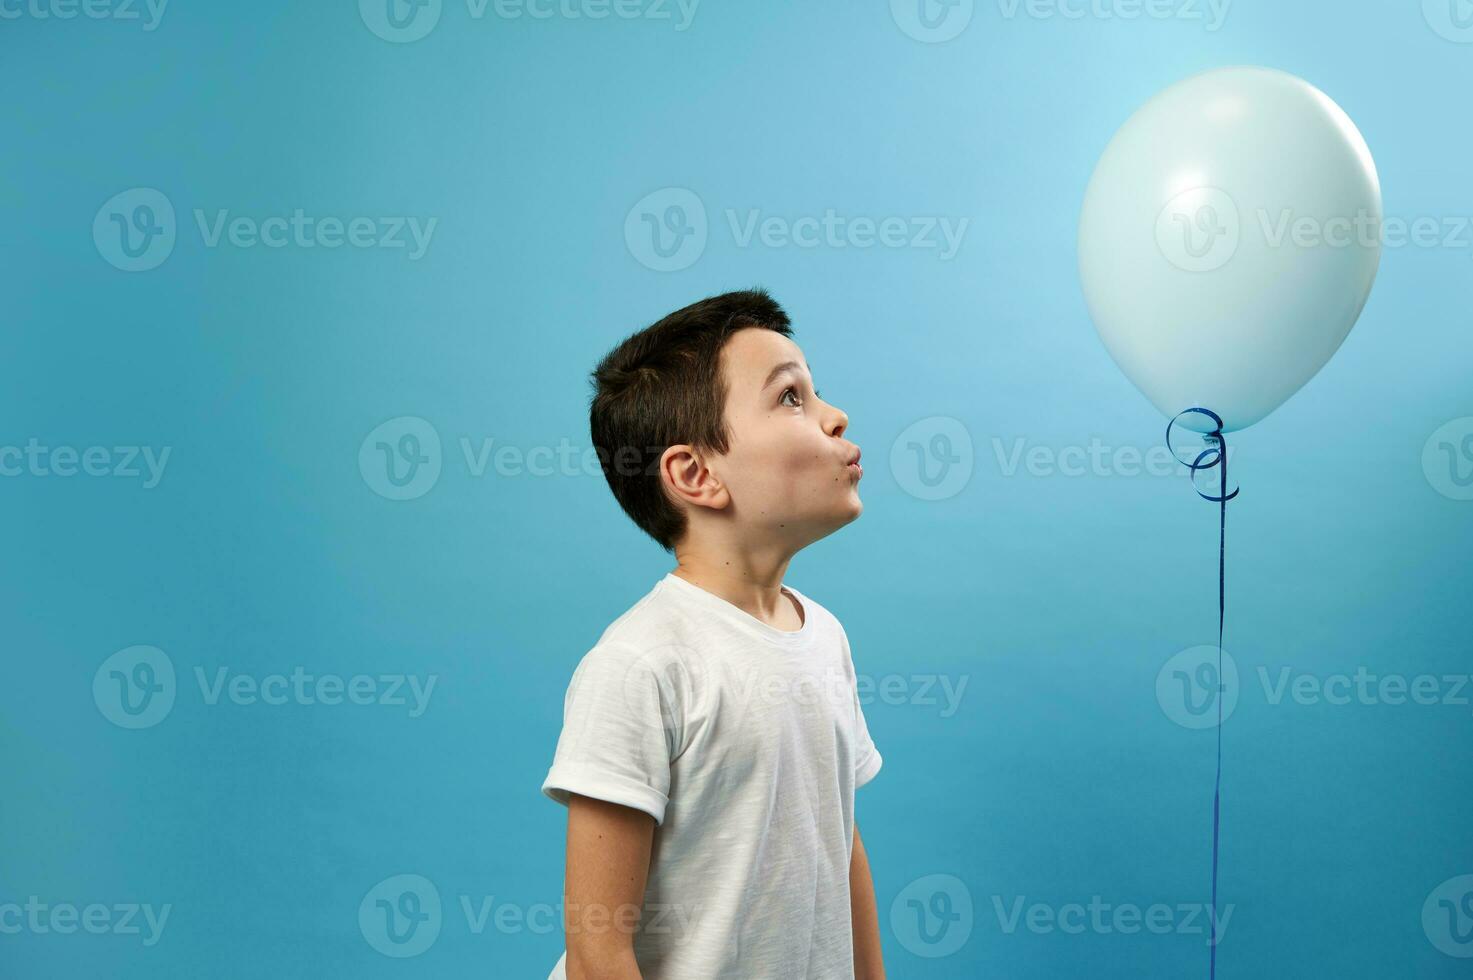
[589,288,793,552]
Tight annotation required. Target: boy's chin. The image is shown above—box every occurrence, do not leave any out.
[770,501,862,547]
[825,496,864,532]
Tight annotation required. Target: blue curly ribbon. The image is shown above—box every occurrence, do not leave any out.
[1165,407,1238,980]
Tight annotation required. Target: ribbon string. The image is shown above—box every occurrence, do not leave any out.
[1165,407,1237,980]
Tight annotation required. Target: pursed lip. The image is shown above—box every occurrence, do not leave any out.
[845,447,863,478]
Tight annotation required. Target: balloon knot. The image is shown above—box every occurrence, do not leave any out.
[1166,407,1240,503]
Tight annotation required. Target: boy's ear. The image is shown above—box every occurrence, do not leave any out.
[660,444,731,512]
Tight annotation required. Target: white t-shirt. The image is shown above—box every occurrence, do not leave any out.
[541,571,882,979]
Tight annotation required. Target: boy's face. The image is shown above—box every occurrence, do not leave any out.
[706,327,863,544]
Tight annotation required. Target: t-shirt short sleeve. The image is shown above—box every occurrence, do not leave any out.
[853,678,883,789]
[839,623,882,789]
[541,642,685,825]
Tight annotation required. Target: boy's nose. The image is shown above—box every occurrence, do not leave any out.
[826,405,848,438]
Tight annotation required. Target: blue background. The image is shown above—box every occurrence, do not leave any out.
[3,0,1471,976]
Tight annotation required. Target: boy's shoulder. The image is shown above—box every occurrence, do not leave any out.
[563,577,705,690]
[592,575,685,647]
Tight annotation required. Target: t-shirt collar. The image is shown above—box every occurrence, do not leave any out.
[659,572,815,645]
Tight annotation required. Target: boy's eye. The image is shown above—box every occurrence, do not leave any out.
[780,387,801,407]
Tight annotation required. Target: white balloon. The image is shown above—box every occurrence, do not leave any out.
[1078,66,1382,433]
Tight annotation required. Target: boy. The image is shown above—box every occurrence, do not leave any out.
[541,289,884,979]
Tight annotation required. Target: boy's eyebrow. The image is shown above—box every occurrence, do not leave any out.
[760,360,809,391]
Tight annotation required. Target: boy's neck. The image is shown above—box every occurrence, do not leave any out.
[671,547,801,629]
